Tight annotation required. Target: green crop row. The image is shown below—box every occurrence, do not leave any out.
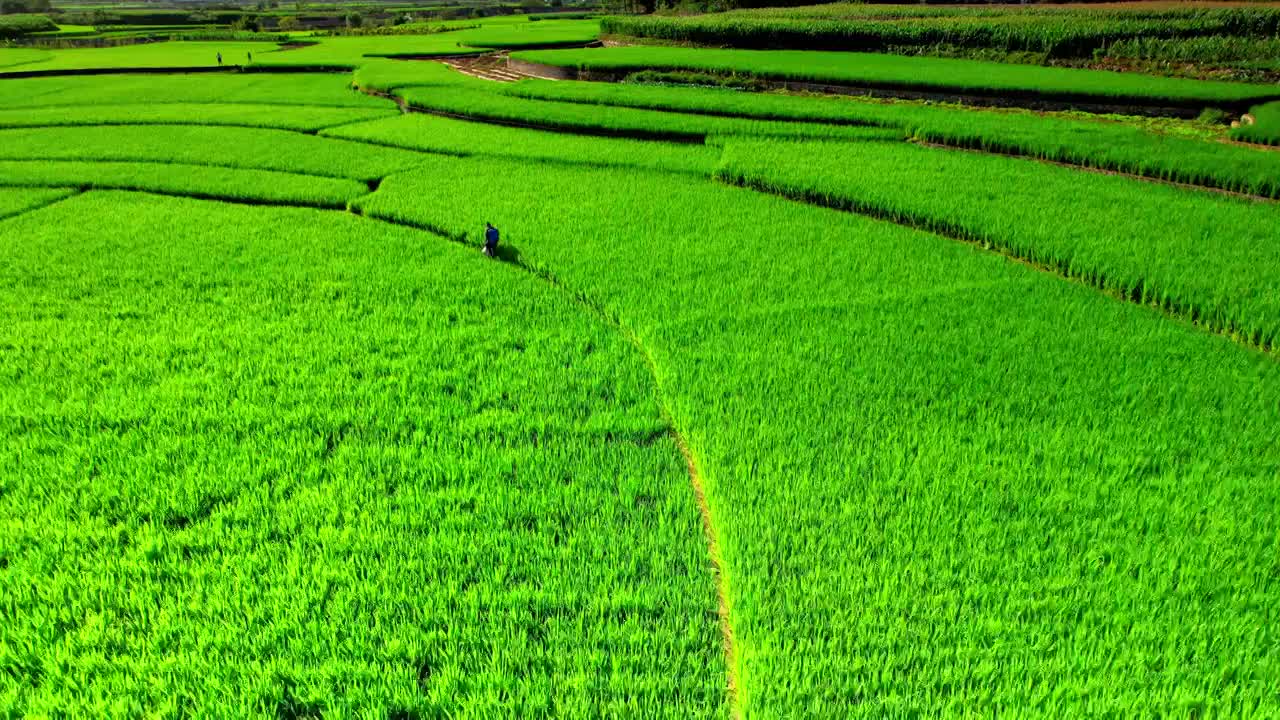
[0,48,52,69]
[511,47,1280,108]
[0,73,392,109]
[600,4,1280,58]
[1105,34,1280,66]
[0,125,428,181]
[1232,101,1280,146]
[251,21,598,69]
[500,78,1280,198]
[715,138,1280,348]
[0,160,367,207]
[503,77,878,124]
[340,148,1280,717]
[899,109,1280,199]
[321,114,723,175]
[257,36,479,68]
[0,36,505,75]
[702,2,1280,24]
[0,186,74,220]
[352,56,491,93]
[0,41,281,72]
[395,85,904,142]
[0,190,727,716]
[0,103,395,132]
[449,18,599,49]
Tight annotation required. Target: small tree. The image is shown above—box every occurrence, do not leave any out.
[344,10,362,28]
[231,13,261,31]
[277,15,300,31]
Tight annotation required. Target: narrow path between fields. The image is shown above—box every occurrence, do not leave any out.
[0,184,744,717]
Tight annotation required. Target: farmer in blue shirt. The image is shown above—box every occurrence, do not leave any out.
[483,222,500,257]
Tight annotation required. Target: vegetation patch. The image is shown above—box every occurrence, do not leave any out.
[0,125,429,180]
[513,46,1280,110]
[1231,100,1280,146]
[0,186,74,220]
[500,77,1280,197]
[320,113,724,174]
[0,190,727,717]
[0,102,395,132]
[716,138,1280,348]
[397,84,905,141]
[0,159,368,207]
[0,73,393,109]
[601,4,1280,59]
[352,151,1280,718]
[3,40,1280,719]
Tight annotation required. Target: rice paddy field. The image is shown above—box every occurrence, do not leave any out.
[2,12,1279,718]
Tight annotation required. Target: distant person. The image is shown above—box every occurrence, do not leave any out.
[216,52,222,66]
[483,223,499,257]
[247,51,253,64]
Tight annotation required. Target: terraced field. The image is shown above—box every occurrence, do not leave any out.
[2,28,1278,719]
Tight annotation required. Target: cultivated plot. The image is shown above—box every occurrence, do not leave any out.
[0,191,728,717]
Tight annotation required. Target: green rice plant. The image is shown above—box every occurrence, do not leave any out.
[320,113,723,175]
[0,73,391,109]
[504,78,879,124]
[4,68,1280,718]
[715,138,1280,348]
[352,57,491,93]
[0,125,428,181]
[0,160,367,207]
[1231,101,1280,146]
[601,4,1280,58]
[512,47,1280,109]
[33,23,97,37]
[900,108,1280,199]
[0,48,53,70]
[255,35,483,68]
[0,41,288,72]
[505,78,1280,198]
[0,190,727,717]
[0,186,74,220]
[352,151,1280,717]
[1104,34,1280,65]
[449,18,600,49]
[395,85,905,142]
[0,103,395,132]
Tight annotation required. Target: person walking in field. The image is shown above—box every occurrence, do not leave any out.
[483,222,500,258]
[216,52,222,66]
[247,51,253,64]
